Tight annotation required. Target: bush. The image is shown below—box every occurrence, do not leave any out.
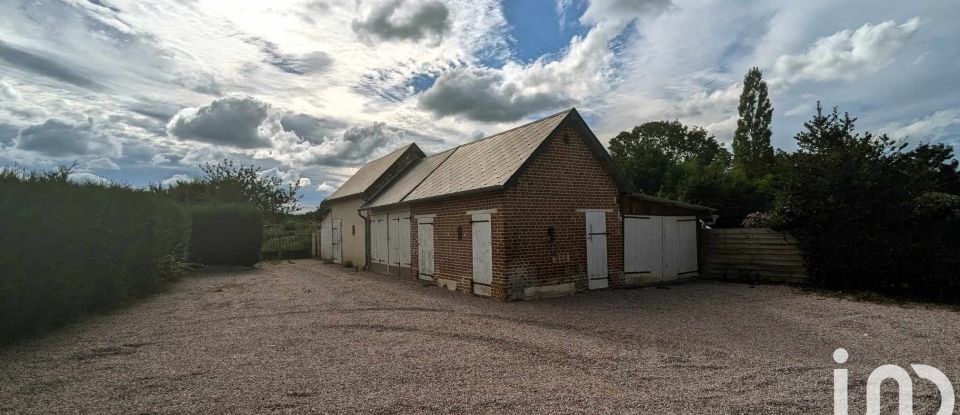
[187,204,263,266]
[773,105,960,301]
[343,260,353,268]
[0,173,190,345]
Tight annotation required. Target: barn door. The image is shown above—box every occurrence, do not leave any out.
[585,211,608,289]
[332,220,342,264]
[320,215,332,259]
[371,214,388,265]
[397,214,411,271]
[662,217,679,280]
[417,218,434,281]
[471,213,492,296]
[675,217,698,277]
[624,216,653,279]
[388,214,400,273]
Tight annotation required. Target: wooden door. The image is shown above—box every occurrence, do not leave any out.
[417,218,434,281]
[624,216,653,279]
[332,220,342,264]
[398,215,411,270]
[585,211,608,289]
[471,213,492,296]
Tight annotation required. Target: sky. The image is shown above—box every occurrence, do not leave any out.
[1,0,958,209]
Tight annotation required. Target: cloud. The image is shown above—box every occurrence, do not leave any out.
[258,166,310,187]
[167,96,277,149]
[771,18,921,86]
[280,113,347,143]
[0,81,21,101]
[85,157,119,170]
[161,174,192,187]
[0,40,100,89]
[150,154,171,165]
[884,108,960,142]
[14,118,122,157]
[275,122,410,167]
[67,171,111,185]
[249,37,332,75]
[579,0,673,25]
[317,181,336,192]
[353,0,451,42]
[298,177,311,187]
[418,67,575,122]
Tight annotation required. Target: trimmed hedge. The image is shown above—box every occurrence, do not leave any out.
[187,204,262,266]
[0,180,190,345]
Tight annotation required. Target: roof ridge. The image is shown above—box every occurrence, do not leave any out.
[451,108,573,149]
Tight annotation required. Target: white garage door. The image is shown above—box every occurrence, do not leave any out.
[471,213,492,296]
[624,215,698,282]
[371,214,388,265]
[391,213,411,270]
[320,214,332,260]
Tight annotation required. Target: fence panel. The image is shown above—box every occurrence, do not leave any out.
[699,228,808,283]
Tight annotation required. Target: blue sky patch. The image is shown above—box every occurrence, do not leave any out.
[502,0,589,63]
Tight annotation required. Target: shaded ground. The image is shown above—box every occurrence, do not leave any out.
[2,261,958,414]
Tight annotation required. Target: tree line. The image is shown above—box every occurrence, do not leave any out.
[609,67,960,301]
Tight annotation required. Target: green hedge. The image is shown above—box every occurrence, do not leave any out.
[187,204,262,266]
[0,180,190,345]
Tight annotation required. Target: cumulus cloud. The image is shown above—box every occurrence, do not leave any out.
[280,113,347,143]
[248,37,332,75]
[0,81,21,101]
[14,118,122,157]
[85,157,119,170]
[317,181,335,193]
[150,154,171,165]
[161,174,192,187]
[67,171,110,185]
[266,122,410,167]
[353,0,451,42]
[167,96,277,149]
[258,166,310,187]
[418,4,645,122]
[771,18,921,86]
[418,67,575,122]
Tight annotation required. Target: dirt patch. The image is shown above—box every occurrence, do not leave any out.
[1,260,958,414]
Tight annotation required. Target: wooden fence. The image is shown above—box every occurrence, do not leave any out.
[699,228,808,284]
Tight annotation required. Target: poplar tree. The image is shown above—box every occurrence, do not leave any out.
[732,67,774,175]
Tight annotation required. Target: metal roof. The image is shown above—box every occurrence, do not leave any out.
[626,193,716,212]
[326,143,420,201]
[363,148,456,209]
[359,108,637,210]
[402,109,570,202]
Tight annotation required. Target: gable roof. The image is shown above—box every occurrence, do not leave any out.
[326,143,423,201]
[361,108,634,210]
[364,148,456,209]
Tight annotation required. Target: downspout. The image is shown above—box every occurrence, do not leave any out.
[357,207,370,270]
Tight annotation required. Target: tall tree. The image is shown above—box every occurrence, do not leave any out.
[732,67,774,175]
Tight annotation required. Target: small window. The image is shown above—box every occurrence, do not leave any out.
[352,225,356,235]
[457,225,463,240]
[547,226,555,242]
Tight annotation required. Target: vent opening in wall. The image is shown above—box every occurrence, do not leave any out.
[547,226,555,242]
[457,225,463,240]
[352,225,355,235]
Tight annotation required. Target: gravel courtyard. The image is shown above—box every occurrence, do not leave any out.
[1,261,958,414]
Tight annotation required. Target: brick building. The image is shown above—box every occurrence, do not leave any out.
[324,108,712,301]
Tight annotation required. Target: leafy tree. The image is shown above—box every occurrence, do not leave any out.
[732,67,774,175]
[159,159,301,219]
[609,120,729,195]
[772,103,960,300]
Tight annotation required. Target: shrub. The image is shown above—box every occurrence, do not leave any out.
[187,204,263,266]
[0,173,190,345]
[343,260,353,268]
[773,104,960,301]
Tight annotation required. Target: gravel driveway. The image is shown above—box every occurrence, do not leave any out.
[1,260,958,414]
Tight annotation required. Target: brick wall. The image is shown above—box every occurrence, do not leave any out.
[406,124,624,301]
[409,192,508,299]
[501,125,623,296]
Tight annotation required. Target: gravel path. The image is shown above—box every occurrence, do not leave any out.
[1,260,958,414]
